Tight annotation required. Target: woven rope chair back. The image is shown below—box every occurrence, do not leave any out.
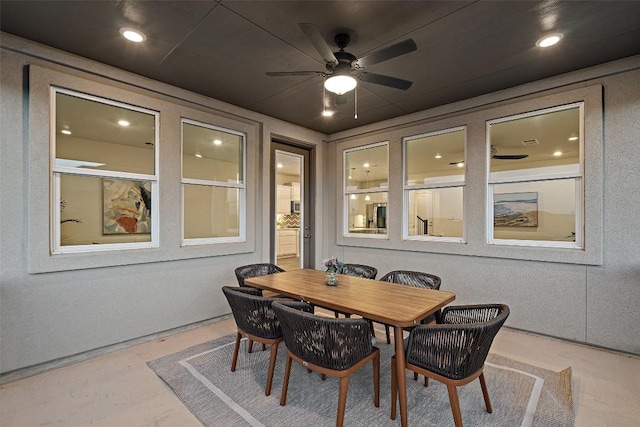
[234,263,285,287]
[222,286,283,340]
[380,270,441,290]
[342,263,378,279]
[272,300,373,371]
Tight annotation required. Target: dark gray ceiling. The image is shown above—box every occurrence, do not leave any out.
[2,1,640,134]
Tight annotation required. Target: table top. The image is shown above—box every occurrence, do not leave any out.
[245,268,456,328]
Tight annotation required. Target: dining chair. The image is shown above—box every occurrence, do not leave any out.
[221,286,311,396]
[390,304,510,427]
[234,263,285,292]
[272,300,381,427]
[379,270,442,344]
[342,263,378,279]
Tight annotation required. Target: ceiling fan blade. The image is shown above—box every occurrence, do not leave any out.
[266,71,324,77]
[355,39,417,68]
[299,23,338,65]
[493,154,529,160]
[359,72,413,90]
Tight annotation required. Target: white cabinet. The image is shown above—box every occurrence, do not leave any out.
[291,182,300,202]
[277,229,298,257]
[277,185,291,214]
[277,182,301,213]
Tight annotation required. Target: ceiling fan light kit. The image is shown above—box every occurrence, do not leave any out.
[324,75,357,95]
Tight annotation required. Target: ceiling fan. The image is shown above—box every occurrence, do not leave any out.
[490,145,529,160]
[448,146,529,165]
[266,23,417,95]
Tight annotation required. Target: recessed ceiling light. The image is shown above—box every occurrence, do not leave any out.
[213,139,222,145]
[553,151,563,156]
[119,27,146,43]
[195,153,203,158]
[118,120,130,127]
[350,194,357,200]
[568,136,578,141]
[536,33,563,48]
[61,129,72,135]
[322,110,334,117]
[277,163,283,168]
[363,163,370,168]
[456,162,464,168]
[434,154,442,159]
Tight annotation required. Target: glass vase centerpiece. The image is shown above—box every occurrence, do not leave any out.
[324,257,344,286]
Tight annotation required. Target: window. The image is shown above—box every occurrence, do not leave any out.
[52,89,159,253]
[344,142,388,237]
[487,104,583,248]
[403,127,466,242]
[181,119,246,244]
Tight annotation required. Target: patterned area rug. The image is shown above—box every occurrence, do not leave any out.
[147,333,574,426]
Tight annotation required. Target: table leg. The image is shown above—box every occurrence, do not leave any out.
[394,325,408,427]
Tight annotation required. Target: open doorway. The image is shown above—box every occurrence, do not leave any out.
[271,140,314,270]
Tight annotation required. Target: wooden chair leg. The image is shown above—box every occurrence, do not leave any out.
[424,376,429,387]
[479,372,493,413]
[247,339,254,353]
[413,372,419,381]
[385,325,391,344]
[369,320,376,338]
[262,343,266,351]
[336,376,350,427]
[373,353,380,407]
[280,355,293,406]
[322,373,327,380]
[390,356,397,420]
[265,343,278,396]
[230,332,241,372]
[334,311,339,318]
[446,384,464,427]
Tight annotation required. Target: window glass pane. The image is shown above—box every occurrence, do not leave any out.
[406,129,465,184]
[184,184,239,239]
[489,107,580,175]
[493,180,576,242]
[183,122,244,183]
[347,193,387,234]
[60,175,152,246]
[407,187,463,238]
[55,92,155,174]
[345,144,388,190]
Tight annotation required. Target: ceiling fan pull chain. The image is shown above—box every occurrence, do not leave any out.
[354,86,358,119]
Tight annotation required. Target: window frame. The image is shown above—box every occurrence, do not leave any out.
[402,126,467,243]
[343,141,389,239]
[486,103,584,249]
[180,118,247,245]
[50,87,160,254]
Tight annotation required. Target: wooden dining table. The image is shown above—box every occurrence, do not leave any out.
[245,268,456,427]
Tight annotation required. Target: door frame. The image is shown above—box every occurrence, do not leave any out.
[270,139,315,268]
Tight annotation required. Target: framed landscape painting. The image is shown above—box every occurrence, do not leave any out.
[103,179,151,234]
[494,192,538,227]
